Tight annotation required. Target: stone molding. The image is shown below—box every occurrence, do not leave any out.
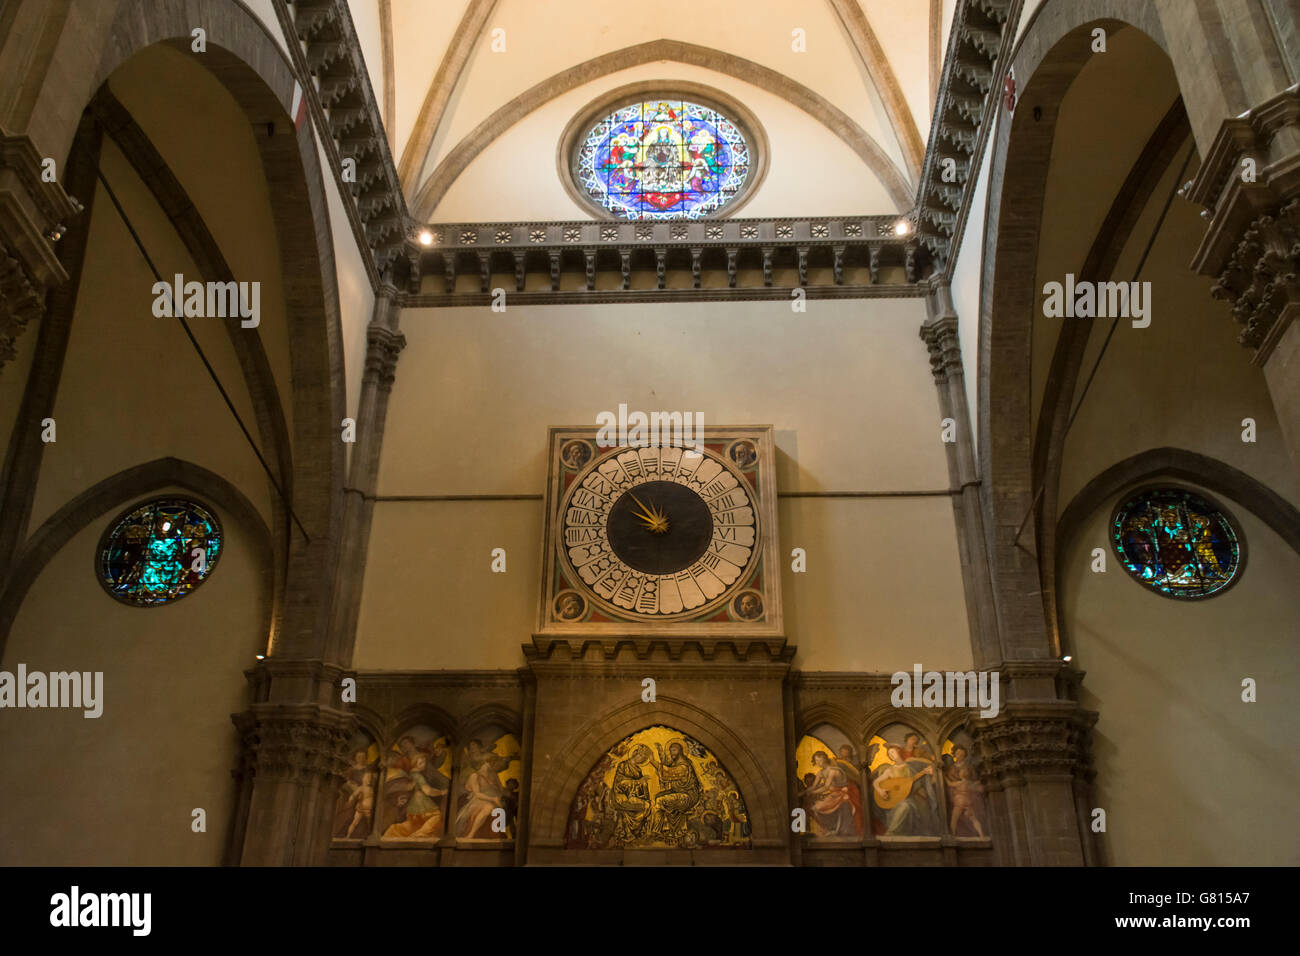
[412,214,923,300]
[913,0,1020,276]
[277,0,410,281]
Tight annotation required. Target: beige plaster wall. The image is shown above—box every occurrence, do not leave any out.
[0,492,268,865]
[353,297,973,672]
[430,60,901,221]
[28,135,274,532]
[1061,486,1300,866]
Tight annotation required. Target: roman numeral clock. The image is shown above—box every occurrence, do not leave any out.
[537,426,782,639]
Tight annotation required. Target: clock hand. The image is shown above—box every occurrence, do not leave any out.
[627,491,670,533]
[628,492,662,523]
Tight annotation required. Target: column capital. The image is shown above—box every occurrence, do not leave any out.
[920,313,962,383]
[231,702,356,785]
[970,700,1096,788]
[0,132,81,371]
[364,324,406,389]
[1188,85,1300,363]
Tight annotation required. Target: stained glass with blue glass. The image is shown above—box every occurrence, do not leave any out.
[1111,488,1240,599]
[576,99,750,220]
[97,498,222,606]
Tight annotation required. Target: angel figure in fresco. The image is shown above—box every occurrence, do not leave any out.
[648,740,703,842]
[455,738,520,839]
[382,752,449,839]
[943,745,987,838]
[333,748,376,839]
[872,745,941,837]
[806,750,865,836]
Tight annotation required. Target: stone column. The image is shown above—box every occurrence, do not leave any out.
[229,660,356,866]
[971,700,1097,866]
[920,283,1001,668]
[326,287,405,664]
[1188,85,1300,476]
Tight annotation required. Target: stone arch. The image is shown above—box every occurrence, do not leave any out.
[978,9,1181,662]
[795,701,863,745]
[530,695,782,849]
[408,38,913,220]
[387,703,458,748]
[1056,446,1300,576]
[455,702,524,742]
[0,456,272,647]
[44,0,350,661]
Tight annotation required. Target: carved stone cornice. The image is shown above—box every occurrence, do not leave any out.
[0,132,81,372]
[970,700,1096,788]
[412,214,923,300]
[277,1,411,283]
[912,0,1019,277]
[231,702,356,784]
[1188,85,1300,363]
[525,637,794,674]
[363,323,405,389]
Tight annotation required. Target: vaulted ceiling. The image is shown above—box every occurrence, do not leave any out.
[347,0,953,220]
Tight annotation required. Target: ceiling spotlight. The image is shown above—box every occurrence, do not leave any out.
[418,229,434,246]
[894,219,911,236]
[255,654,265,661]
[1062,655,1073,662]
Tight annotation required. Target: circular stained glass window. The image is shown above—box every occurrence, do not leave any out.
[574,98,751,220]
[1111,488,1242,599]
[97,498,223,606]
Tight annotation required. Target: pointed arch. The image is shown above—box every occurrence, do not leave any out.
[408,38,914,219]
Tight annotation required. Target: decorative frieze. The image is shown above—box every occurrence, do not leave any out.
[413,214,922,301]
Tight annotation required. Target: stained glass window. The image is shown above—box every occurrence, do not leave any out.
[1111,488,1241,599]
[97,498,222,606]
[575,99,750,220]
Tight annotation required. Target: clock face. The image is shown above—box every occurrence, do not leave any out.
[558,445,759,619]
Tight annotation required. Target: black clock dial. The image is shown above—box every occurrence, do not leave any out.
[606,481,713,574]
[559,444,758,617]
